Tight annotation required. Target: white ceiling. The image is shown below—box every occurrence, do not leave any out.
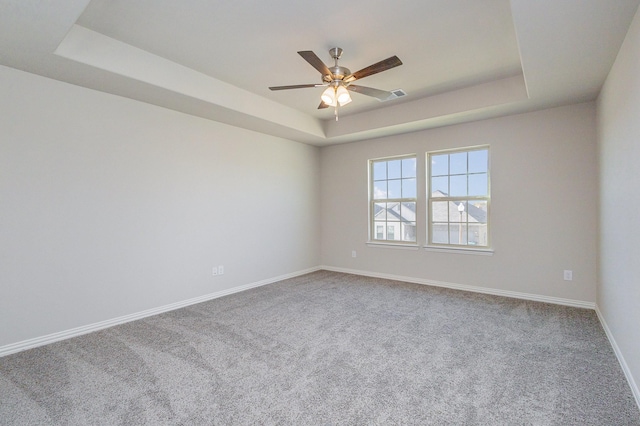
[1,0,639,145]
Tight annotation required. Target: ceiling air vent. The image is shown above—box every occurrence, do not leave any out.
[381,89,407,102]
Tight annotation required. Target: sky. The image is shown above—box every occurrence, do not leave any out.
[372,149,489,200]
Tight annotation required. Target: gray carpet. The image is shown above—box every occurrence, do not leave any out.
[1,271,638,425]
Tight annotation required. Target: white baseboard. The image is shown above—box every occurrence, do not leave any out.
[595,306,640,410]
[0,266,320,358]
[0,265,599,357]
[320,265,596,309]
[6,265,635,411]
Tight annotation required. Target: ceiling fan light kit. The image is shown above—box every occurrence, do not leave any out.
[269,47,403,120]
[321,85,352,108]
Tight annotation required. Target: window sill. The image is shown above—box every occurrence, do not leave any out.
[366,241,420,250]
[423,245,494,256]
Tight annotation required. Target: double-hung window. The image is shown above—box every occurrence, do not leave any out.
[428,146,490,248]
[370,155,417,243]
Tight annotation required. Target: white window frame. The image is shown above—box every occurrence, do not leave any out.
[368,154,418,245]
[426,145,491,250]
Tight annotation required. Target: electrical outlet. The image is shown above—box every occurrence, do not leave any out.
[563,270,573,281]
[352,250,357,258]
[212,267,218,276]
[218,265,224,275]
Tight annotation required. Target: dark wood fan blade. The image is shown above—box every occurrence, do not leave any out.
[298,51,333,77]
[318,101,330,109]
[344,56,402,82]
[347,85,393,101]
[269,84,320,90]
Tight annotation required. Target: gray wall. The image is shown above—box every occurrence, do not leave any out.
[0,65,321,347]
[597,4,640,403]
[320,103,598,304]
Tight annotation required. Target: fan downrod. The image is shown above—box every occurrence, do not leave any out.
[324,47,351,83]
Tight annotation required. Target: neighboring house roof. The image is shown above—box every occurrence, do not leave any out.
[374,202,416,223]
[373,193,486,224]
[431,191,487,223]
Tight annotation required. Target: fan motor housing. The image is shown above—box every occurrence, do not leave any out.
[324,66,351,83]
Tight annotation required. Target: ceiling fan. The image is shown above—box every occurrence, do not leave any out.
[269,47,403,120]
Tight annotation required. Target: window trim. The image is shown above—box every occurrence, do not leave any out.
[368,154,418,245]
[426,145,491,250]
